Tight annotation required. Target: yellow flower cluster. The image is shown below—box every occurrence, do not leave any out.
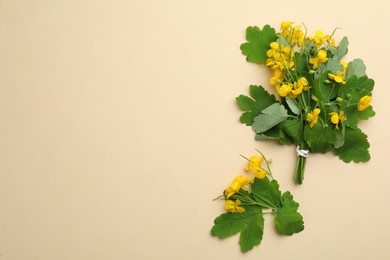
[266,42,295,72]
[276,77,309,98]
[266,22,316,99]
[223,155,270,212]
[280,21,305,47]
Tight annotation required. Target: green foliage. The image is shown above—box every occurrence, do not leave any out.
[240,25,277,64]
[304,124,336,153]
[346,59,367,80]
[274,192,305,235]
[236,85,277,126]
[285,96,300,115]
[335,127,370,162]
[331,36,349,61]
[280,119,301,144]
[252,103,289,134]
[251,177,281,208]
[236,22,375,184]
[211,175,304,252]
[211,206,264,252]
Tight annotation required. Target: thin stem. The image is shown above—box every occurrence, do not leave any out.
[254,149,273,179]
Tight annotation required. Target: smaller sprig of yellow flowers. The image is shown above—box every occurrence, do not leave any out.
[223,153,271,213]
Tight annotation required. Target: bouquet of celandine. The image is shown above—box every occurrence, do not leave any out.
[211,151,304,252]
[237,21,375,184]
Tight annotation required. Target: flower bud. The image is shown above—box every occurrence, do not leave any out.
[311,95,319,102]
[346,93,351,99]
[324,80,331,84]
[309,70,316,74]
[267,158,273,163]
[336,97,343,102]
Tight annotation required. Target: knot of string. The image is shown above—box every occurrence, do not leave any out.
[296,145,309,158]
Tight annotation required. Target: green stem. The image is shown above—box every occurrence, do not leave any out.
[293,109,308,185]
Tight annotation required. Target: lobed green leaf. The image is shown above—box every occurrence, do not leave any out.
[274,192,304,235]
[236,85,277,126]
[335,127,370,162]
[240,25,277,64]
[211,205,264,252]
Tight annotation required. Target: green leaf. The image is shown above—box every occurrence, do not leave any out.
[304,123,336,153]
[255,126,295,145]
[285,96,300,115]
[331,36,349,61]
[346,59,366,80]
[236,85,277,126]
[240,25,277,64]
[274,192,304,235]
[326,59,344,74]
[251,177,281,209]
[312,70,339,101]
[334,127,345,149]
[279,119,301,144]
[335,127,370,162]
[343,105,376,129]
[339,75,375,128]
[252,103,289,133]
[211,206,264,253]
[340,76,374,100]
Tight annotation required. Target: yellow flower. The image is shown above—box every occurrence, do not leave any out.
[328,73,345,84]
[292,25,305,46]
[328,62,348,84]
[244,155,268,179]
[306,108,321,128]
[329,111,346,129]
[225,199,245,213]
[357,96,372,111]
[289,77,310,98]
[225,175,252,198]
[266,41,294,72]
[309,49,328,69]
[254,169,268,179]
[277,82,293,97]
[340,61,348,74]
[298,77,310,91]
[269,69,284,86]
[310,30,332,47]
[245,155,263,172]
[280,21,293,31]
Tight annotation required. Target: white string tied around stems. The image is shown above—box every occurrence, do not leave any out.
[296,145,309,158]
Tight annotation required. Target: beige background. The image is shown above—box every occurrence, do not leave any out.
[1,0,389,259]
